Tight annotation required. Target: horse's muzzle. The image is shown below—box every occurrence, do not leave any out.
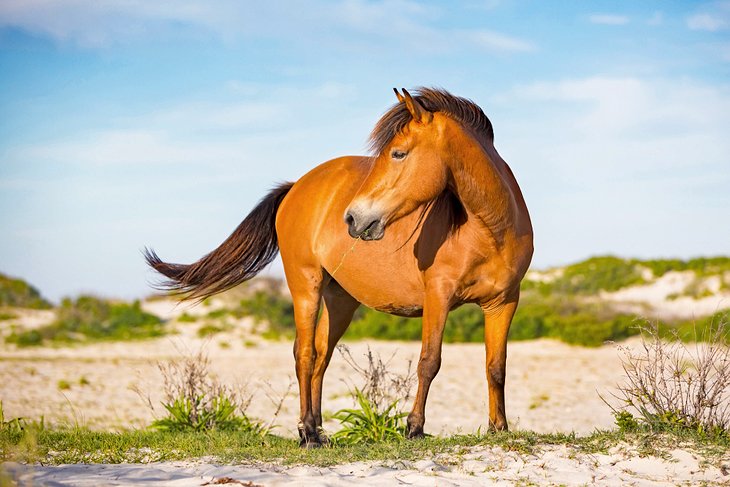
[344,210,385,240]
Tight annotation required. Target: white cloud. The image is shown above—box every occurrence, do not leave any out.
[465,30,535,53]
[687,13,727,31]
[0,0,534,55]
[588,14,630,26]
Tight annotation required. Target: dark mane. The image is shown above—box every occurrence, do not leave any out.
[368,87,494,156]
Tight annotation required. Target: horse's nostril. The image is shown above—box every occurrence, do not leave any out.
[344,212,355,226]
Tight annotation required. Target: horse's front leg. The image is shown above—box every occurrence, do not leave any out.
[482,294,519,431]
[407,288,450,439]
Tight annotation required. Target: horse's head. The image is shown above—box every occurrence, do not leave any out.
[345,88,450,240]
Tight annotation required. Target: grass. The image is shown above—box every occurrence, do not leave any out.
[0,427,727,467]
[0,311,17,321]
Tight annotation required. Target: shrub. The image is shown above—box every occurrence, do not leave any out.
[606,320,730,436]
[196,323,226,338]
[0,311,18,321]
[347,311,421,341]
[146,350,263,434]
[546,256,647,294]
[177,312,197,323]
[332,390,407,444]
[233,291,294,338]
[5,296,165,346]
[332,346,414,445]
[0,273,52,309]
[344,296,640,347]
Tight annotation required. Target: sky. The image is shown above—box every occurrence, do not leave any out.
[1,1,729,302]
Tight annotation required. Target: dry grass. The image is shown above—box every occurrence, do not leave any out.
[607,320,730,433]
[336,344,415,412]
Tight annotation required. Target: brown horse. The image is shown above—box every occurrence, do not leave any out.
[145,87,533,447]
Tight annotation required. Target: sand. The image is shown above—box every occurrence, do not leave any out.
[4,444,729,486]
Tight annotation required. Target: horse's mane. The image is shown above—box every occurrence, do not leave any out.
[368,87,494,156]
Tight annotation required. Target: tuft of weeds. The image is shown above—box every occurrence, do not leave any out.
[605,319,730,437]
[177,312,197,323]
[57,380,71,391]
[136,349,264,434]
[197,323,227,338]
[332,389,407,444]
[331,346,415,445]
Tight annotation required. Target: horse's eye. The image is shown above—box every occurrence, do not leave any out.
[391,150,407,161]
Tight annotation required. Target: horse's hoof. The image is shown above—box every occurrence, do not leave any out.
[406,426,424,440]
[316,427,330,447]
[299,438,322,449]
[488,421,508,433]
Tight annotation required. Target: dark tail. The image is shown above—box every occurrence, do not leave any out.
[144,182,294,301]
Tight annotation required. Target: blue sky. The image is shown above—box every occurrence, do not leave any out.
[1,1,729,302]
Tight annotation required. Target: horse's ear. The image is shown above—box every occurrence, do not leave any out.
[393,88,405,103]
[402,88,433,124]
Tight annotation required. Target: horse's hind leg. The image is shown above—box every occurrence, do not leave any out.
[482,295,519,431]
[288,266,325,448]
[311,280,360,442]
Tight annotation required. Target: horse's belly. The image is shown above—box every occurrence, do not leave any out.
[325,241,426,314]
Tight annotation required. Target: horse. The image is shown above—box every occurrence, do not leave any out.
[145,87,533,447]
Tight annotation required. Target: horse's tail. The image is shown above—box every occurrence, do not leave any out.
[144,182,294,301]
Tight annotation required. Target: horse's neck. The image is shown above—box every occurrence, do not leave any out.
[447,133,516,239]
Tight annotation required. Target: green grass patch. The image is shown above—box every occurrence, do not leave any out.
[5,296,165,347]
[1,427,727,467]
[176,312,197,323]
[0,311,17,321]
[196,323,227,338]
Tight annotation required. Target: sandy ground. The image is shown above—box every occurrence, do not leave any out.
[4,444,730,486]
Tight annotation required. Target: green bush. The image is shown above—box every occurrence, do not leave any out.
[332,389,407,445]
[0,273,52,309]
[641,256,730,278]
[152,394,262,433]
[177,312,197,323]
[233,291,295,338]
[344,296,640,347]
[347,311,421,341]
[196,323,226,338]
[546,256,647,294]
[6,296,165,346]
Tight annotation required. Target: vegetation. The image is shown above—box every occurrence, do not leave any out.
[607,320,730,436]
[0,273,52,309]
[0,311,17,321]
[331,346,414,444]
[1,427,727,467]
[345,296,640,347]
[139,350,264,434]
[5,296,164,347]
[232,291,295,339]
[332,390,407,444]
[523,256,648,295]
